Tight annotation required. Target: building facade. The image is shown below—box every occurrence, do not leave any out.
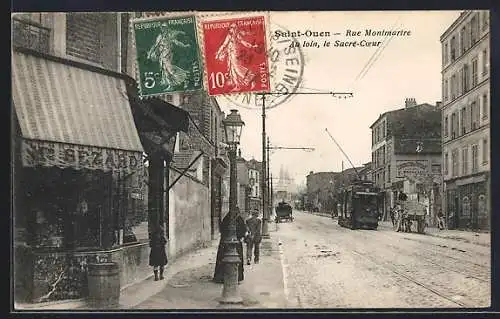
[358,162,373,181]
[440,10,490,230]
[12,12,219,305]
[247,159,262,212]
[236,151,251,217]
[11,12,178,303]
[370,99,442,222]
[305,171,337,212]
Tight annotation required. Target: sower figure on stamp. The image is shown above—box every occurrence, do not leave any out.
[149,225,168,281]
[215,23,259,91]
[213,207,247,283]
[245,210,262,265]
[147,23,190,89]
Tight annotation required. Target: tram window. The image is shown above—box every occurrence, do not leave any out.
[346,192,352,218]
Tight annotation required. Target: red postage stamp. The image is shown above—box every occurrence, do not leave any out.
[201,15,270,96]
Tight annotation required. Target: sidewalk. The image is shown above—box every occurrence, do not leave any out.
[15,223,286,311]
[378,221,490,247]
[134,229,286,309]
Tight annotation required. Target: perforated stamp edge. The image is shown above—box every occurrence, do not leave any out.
[129,11,202,99]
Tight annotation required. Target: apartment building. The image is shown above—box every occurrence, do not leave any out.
[370,99,442,221]
[440,10,490,230]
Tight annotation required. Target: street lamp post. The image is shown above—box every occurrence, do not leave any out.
[220,109,245,305]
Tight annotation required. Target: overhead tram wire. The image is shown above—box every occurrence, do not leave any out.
[355,17,401,80]
[354,17,402,82]
[357,23,403,80]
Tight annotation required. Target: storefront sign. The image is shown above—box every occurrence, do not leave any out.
[21,139,143,174]
[396,161,427,178]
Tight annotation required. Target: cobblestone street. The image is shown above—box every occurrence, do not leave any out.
[277,211,490,308]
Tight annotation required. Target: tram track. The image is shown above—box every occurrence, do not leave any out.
[311,214,490,279]
[350,249,469,308]
[370,231,490,283]
[285,212,490,307]
[321,221,489,307]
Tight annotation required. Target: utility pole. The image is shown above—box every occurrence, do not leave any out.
[270,173,274,217]
[258,91,353,239]
[267,137,271,222]
[261,94,269,238]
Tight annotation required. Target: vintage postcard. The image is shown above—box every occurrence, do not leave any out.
[11,10,491,312]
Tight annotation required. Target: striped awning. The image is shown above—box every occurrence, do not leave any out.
[12,49,144,173]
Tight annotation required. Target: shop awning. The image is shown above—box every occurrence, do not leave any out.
[12,49,144,173]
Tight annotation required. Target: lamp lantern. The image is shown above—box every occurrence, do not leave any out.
[222,109,245,147]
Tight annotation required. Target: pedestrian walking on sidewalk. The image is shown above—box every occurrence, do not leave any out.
[437,209,445,230]
[213,207,247,284]
[245,210,262,265]
[149,225,168,281]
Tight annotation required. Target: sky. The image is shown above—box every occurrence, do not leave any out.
[215,10,462,187]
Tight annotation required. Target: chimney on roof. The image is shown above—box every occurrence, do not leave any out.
[405,97,417,108]
[436,101,442,108]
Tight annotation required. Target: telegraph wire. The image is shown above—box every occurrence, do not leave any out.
[354,17,402,82]
[357,23,403,81]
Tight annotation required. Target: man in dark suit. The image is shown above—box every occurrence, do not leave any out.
[245,210,262,265]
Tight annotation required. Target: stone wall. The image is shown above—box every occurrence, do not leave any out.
[167,168,211,260]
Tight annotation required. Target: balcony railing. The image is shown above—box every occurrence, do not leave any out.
[12,17,50,53]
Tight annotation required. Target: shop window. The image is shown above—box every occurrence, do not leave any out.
[461,196,471,217]
[23,168,112,250]
[123,169,149,244]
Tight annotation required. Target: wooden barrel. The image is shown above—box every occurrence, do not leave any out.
[87,262,120,309]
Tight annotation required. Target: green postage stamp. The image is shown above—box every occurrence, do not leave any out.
[132,15,203,97]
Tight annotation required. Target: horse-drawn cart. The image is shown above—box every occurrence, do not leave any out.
[275,201,294,223]
[393,200,427,234]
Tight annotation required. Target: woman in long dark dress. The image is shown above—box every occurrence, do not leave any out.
[149,225,168,281]
[213,208,247,283]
